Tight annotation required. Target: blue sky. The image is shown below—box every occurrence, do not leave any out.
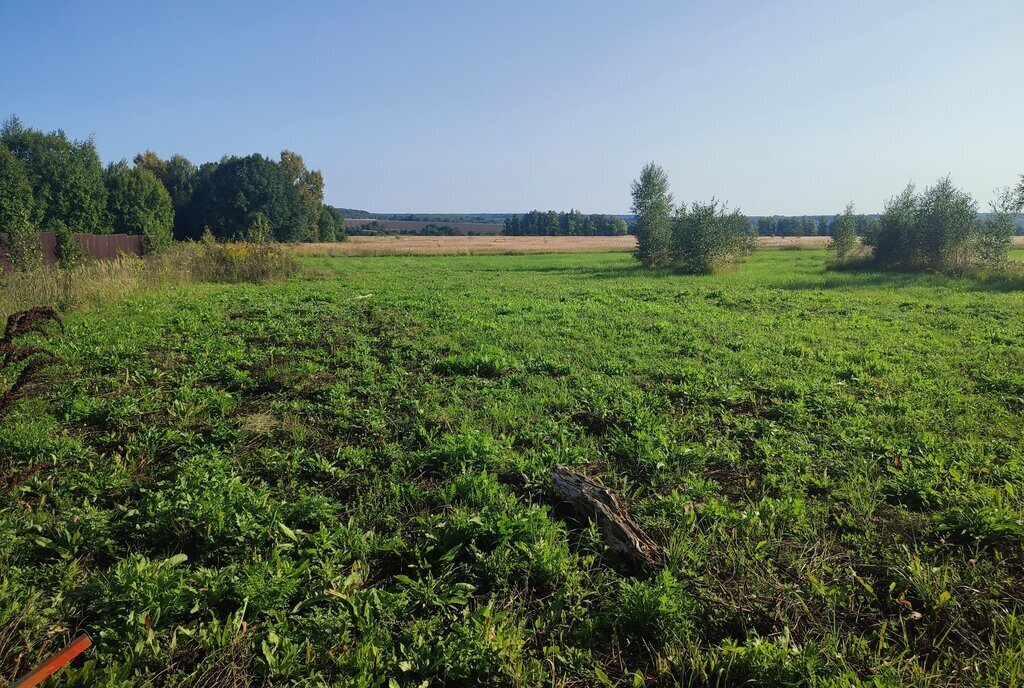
[3,1,1022,214]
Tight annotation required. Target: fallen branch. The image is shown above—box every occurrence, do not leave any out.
[551,465,662,571]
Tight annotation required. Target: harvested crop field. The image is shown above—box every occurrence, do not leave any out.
[2,250,1024,686]
[294,234,887,257]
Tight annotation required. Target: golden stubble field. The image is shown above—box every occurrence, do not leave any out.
[292,234,879,257]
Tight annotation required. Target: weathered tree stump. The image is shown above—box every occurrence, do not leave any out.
[551,465,662,570]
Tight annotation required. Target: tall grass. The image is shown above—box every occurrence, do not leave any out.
[0,241,295,320]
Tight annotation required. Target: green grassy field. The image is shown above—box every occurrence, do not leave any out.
[2,250,1024,686]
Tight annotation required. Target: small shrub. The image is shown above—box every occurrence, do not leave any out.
[52,221,87,268]
[672,198,755,273]
[614,569,694,646]
[244,212,273,244]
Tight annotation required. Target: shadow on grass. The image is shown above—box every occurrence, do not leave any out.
[782,262,1024,293]
[476,263,658,280]
[778,272,940,292]
[467,254,1024,292]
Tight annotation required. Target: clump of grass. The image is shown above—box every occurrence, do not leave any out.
[186,233,296,284]
[0,255,172,320]
[0,240,296,320]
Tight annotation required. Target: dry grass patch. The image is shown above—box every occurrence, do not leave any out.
[293,234,893,257]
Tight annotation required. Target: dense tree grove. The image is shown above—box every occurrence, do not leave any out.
[1,116,107,236]
[134,151,198,240]
[186,154,311,242]
[0,115,345,260]
[147,150,342,243]
[864,176,1014,272]
[503,210,628,236]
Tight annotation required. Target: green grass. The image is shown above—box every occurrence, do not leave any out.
[2,250,1023,686]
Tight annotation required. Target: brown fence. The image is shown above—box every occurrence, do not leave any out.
[0,232,146,273]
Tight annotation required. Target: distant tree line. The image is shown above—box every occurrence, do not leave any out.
[503,210,629,236]
[373,213,509,224]
[755,214,879,237]
[348,222,460,237]
[756,212,1023,237]
[0,114,344,269]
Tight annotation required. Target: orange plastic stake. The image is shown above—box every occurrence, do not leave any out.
[12,633,92,688]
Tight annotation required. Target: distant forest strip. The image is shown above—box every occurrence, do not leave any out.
[339,210,1024,238]
[503,211,630,236]
[344,219,503,236]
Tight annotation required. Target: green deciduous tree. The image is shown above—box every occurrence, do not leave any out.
[0,143,42,270]
[1,116,107,233]
[868,183,920,269]
[829,202,858,261]
[1013,175,1024,214]
[918,176,977,271]
[631,162,674,267]
[135,151,197,240]
[280,150,325,241]
[103,161,174,248]
[317,205,346,242]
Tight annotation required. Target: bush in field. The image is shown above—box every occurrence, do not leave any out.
[828,202,858,261]
[672,199,755,273]
[632,162,674,267]
[975,186,1019,267]
[51,220,87,268]
[188,231,296,283]
[0,143,42,270]
[865,176,1012,272]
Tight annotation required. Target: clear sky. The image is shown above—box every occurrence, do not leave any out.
[3,1,1022,215]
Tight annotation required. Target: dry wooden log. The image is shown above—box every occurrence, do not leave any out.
[551,465,662,570]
